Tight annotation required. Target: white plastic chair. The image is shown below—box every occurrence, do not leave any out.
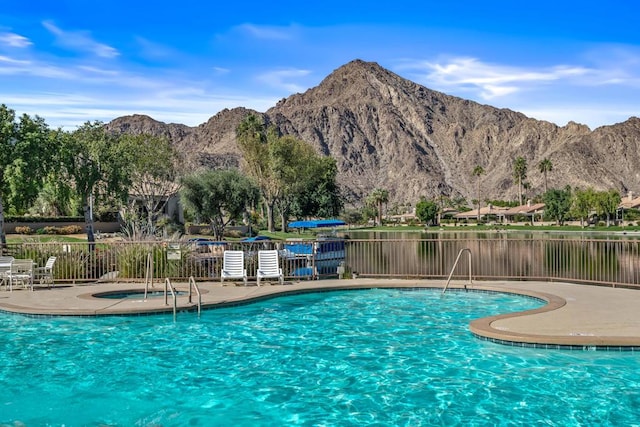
[257,250,284,286]
[0,256,14,290]
[35,256,57,287]
[221,251,248,286]
[8,259,34,291]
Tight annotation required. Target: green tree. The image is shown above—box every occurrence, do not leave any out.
[61,122,132,244]
[367,188,389,226]
[237,114,341,232]
[513,156,528,205]
[292,156,342,219]
[594,189,621,227]
[28,176,77,216]
[571,187,596,228]
[415,197,439,225]
[180,169,259,240]
[543,186,572,225]
[236,115,279,231]
[120,133,182,232]
[0,105,17,247]
[4,114,57,214]
[472,165,485,221]
[0,106,61,246]
[538,158,553,193]
[269,134,318,232]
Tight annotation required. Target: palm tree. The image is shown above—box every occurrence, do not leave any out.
[538,158,553,193]
[513,157,528,205]
[368,188,389,226]
[472,165,485,222]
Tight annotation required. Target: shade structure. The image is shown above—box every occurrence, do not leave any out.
[288,219,346,229]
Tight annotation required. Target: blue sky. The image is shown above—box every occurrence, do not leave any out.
[1,0,639,130]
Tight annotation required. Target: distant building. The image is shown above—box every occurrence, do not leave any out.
[498,201,546,224]
[453,205,509,221]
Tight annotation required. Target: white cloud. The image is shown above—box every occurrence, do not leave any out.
[213,66,230,74]
[42,20,119,58]
[0,57,75,79]
[236,23,298,40]
[400,57,592,100]
[256,68,311,93]
[135,36,176,60]
[0,32,32,48]
[0,55,30,65]
[77,65,120,76]
[481,85,518,98]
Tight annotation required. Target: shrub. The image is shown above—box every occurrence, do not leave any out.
[60,225,83,234]
[15,226,33,235]
[224,229,243,238]
[38,225,84,235]
[43,226,59,235]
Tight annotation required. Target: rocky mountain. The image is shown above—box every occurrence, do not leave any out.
[106,59,640,207]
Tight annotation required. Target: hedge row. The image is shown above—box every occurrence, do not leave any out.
[14,225,84,235]
[4,216,85,223]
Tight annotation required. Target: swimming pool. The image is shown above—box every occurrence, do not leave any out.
[1,288,638,426]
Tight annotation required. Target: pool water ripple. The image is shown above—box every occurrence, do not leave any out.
[1,288,640,425]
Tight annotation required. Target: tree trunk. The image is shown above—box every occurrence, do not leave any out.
[267,202,275,232]
[210,219,223,241]
[518,179,523,205]
[83,201,96,248]
[377,202,383,226]
[476,180,481,222]
[0,195,6,252]
[146,200,155,231]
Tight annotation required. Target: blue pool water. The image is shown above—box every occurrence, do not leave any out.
[1,289,639,426]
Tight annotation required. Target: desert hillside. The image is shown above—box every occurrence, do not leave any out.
[106,59,640,206]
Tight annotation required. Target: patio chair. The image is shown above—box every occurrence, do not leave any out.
[257,250,284,286]
[0,256,14,290]
[221,250,248,286]
[35,256,57,288]
[8,259,34,291]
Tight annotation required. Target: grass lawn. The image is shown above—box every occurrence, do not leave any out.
[352,222,640,231]
[6,234,88,243]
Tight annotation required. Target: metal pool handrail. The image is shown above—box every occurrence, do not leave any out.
[188,276,202,317]
[442,248,473,295]
[164,277,177,320]
[144,252,153,300]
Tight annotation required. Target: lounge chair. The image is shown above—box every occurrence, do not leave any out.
[35,256,57,287]
[221,250,248,286]
[257,250,284,286]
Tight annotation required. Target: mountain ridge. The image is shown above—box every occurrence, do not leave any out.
[106,59,640,206]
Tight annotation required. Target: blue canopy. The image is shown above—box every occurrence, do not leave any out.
[241,236,272,242]
[288,219,346,229]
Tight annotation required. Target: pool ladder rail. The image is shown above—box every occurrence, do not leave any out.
[163,277,202,319]
[144,252,202,318]
[442,248,473,295]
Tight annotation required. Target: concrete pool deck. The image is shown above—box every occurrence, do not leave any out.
[1,279,640,349]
